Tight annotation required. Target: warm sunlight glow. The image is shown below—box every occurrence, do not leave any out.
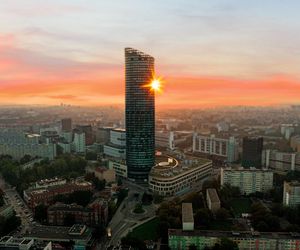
[151,79,161,91]
[143,77,164,93]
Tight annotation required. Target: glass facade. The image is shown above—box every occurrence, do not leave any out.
[125,48,155,182]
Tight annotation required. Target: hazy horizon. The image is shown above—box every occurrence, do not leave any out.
[1,0,300,108]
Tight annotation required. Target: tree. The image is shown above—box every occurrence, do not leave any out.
[215,208,230,221]
[121,235,147,250]
[20,154,32,164]
[1,214,21,236]
[117,178,123,186]
[194,208,212,228]
[117,189,128,205]
[202,179,220,193]
[0,191,4,207]
[156,221,170,243]
[184,192,204,210]
[34,204,48,223]
[220,238,238,250]
[153,193,163,204]
[85,152,97,161]
[189,244,198,250]
[64,214,76,226]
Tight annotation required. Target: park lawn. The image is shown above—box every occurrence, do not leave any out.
[128,217,160,241]
[230,198,252,217]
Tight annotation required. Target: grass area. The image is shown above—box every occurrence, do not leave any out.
[133,207,145,214]
[128,217,160,241]
[133,203,145,214]
[230,198,252,217]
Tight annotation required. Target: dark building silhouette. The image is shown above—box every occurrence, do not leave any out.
[61,118,72,132]
[242,137,263,168]
[125,48,155,183]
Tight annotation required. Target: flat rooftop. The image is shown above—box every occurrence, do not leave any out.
[151,154,211,179]
[285,180,300,187]
[23,225,92,241]
[169,229,300,240]
[222,166,272,172]
[182,203,194,223]
[207,188,220,203]
[111,128,125,132]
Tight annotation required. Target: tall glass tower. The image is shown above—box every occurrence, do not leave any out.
[125,48,155,183]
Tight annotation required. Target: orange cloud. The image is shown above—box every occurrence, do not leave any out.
[0,33,300,108]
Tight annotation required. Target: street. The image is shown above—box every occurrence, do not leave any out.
[100,181,157,249]
[0,174,35,235]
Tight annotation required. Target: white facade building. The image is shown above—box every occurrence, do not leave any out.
[193,133,238,163]
[206,188,221,213]
[262,149,300,172]
[283,181,300,207]
[0,130,56,160]
[108,160,127,178]
[182,203,194,231]
[280,124,295,140]
[221,167,273,195]
[103,129,126,160]
[149,155,212,196]
[155,131,175,150]
[73,132,86,153]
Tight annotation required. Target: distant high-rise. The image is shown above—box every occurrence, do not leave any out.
[61,118,72,132]
[76,125,94,145]
[125,48,155,182]
[242,137,263,168]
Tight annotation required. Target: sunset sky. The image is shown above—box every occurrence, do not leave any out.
[0,0,300,108]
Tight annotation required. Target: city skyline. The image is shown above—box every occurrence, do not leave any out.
[1,0,300,108]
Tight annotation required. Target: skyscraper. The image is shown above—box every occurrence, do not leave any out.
[242,137,263,168]
[61,118,72,132]
[125,48,155,183]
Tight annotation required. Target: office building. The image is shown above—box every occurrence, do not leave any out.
[61,131,73,143]
[108,160,127,178]
[156,131,193,151]
[48,198,108,226]
[216,121,229,132]
[242,137,263,168]
[125,48,155,182]
[149,154,212,196]
[76,125,94,145]
[23,224,93,249]
[206,188,221,213]
[61,118,72,132]
[73,131,86,153]
[0,237,36,250]
[262,149,300,172]
[0,130,56,160]
[291,135,300,152]
[221,167,273,195]
[168,229,300,250]
[182,203,194,231]
[155,131,175,150]
[58,141,72,154]
[103,128,126,159]
[34,177,67,189]
[23,180,92,209]
[87,166,116,183]
[95,127,112,144]
[280,124,295,140]
[283,181,300,207]
[193,134,238,163]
